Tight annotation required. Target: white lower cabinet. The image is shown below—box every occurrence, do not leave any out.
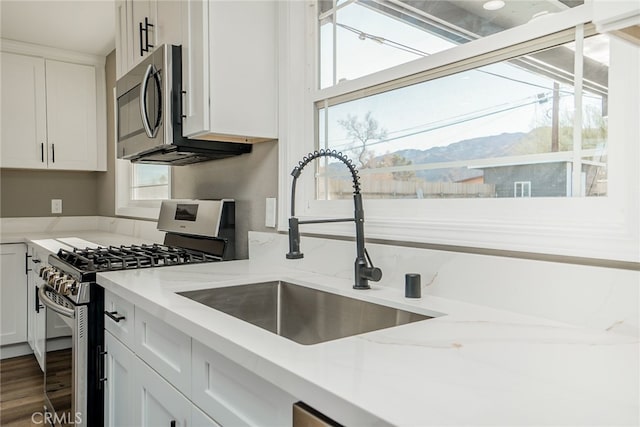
[105,329,195,427]
[134,356,191,427]
[103,290,296,427]
[27,246,46,369]
[104,331,136,427]
[191,340,296,427]
[0,243,27,346]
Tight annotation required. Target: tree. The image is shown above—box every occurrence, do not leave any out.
[337,112,388,168]
[379,153,415,181]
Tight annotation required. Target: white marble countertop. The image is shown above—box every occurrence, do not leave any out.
[1,231,156,248]
[96,258,640,426]
[8,228,638,425]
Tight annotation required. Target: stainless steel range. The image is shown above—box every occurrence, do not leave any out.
[36,199,236,426]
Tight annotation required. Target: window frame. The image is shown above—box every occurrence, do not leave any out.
[277,1,639,262]
[115,159,171,219]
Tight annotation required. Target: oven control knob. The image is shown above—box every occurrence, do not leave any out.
[45,268,60,281]
[39,266,49,278]
[40,267,54,279]
[47,273,60,287]
[59,280,69,295]
[51,275,62,291]
[51,274,68,291]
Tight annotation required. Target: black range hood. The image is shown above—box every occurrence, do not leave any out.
[129,139,252,166]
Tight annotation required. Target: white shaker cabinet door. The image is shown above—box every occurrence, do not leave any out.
[44,59,97,171]
[104,331,136,427]
[115,0,132,79]
[133,356,191,427]
[155,0,182,47]
[180,0,209,137]
[129,0,155,69]
[0,52,47,169]
[32,288,46,371]
[26,246,46,371]
[0,244,27,346]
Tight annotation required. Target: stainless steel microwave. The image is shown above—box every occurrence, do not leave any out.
[115,45,251,165]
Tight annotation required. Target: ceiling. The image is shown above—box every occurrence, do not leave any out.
[0,0,115,57]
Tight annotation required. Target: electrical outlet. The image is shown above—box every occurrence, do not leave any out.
[51,199,62,214]
[265,198,276,228]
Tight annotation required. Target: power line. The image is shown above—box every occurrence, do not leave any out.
[327,93,566,151]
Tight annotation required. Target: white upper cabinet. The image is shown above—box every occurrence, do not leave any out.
[186,0,278,143]
[0,53,47,169]
[180,0,209,137]
[0,41,106,171]
[115,0,131,79]
[44,59,98,170]
[115,0,182,78]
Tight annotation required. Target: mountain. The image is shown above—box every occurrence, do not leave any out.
[399,132,527,182]
[328,132,527,183]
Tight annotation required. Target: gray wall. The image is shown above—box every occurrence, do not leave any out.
[172,141,278,259]
[96,50,117,216]
[0,169,99,217]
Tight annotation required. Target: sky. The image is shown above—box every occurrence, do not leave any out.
[319,2,607,157]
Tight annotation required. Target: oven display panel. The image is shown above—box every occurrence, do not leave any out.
[175,204,199,222]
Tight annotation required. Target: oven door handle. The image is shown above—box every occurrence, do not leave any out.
[38,286,75,318]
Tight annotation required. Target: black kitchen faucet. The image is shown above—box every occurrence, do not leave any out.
[286,150,382,289]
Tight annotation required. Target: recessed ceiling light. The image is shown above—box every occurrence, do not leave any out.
[483,0,505,11]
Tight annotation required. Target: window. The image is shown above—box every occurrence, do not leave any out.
[115,159,170,219]
[130,164,170,200]
[514,181,531,198]
[317,23,609,201]
[319,0,585,88]
[279,1,639,262]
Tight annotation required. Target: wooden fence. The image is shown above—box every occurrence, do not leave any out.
[319,179,496,199]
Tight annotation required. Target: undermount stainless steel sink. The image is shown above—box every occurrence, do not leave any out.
[178,281,432,345]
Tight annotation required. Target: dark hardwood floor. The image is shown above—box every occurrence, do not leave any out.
[0,354,45,426]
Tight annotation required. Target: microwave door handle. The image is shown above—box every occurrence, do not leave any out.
[151,68,162,135]
[140,64,158,138]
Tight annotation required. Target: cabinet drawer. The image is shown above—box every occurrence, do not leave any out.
[134,307,191,396]
[104,290,134,348]
[192,340,295,427]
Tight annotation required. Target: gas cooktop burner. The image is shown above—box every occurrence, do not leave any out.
[57,244,222,273]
